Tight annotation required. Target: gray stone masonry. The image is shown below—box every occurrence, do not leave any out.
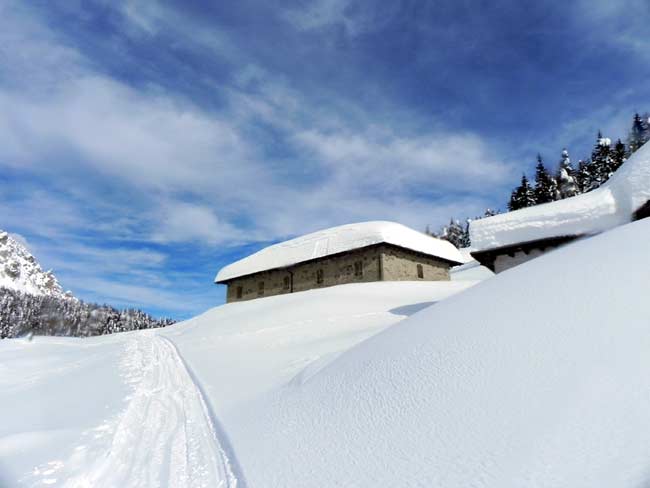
[223,244,452,303]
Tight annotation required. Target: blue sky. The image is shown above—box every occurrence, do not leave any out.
[1,0,648,319]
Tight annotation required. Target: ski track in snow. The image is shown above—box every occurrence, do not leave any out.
[64,333,240,488]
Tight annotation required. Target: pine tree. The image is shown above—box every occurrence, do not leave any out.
[533,154,557,204]
[444,219,467,248]
[558,148,575,176]
[628,113,650,154]
[612,139,627,172]
[576,159,592,193]
[556,148,578,198]
[508,174,536,211]
[588,132,614,190]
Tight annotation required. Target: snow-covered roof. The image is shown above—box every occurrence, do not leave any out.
[215,221,464,282]
[471,142,650,251]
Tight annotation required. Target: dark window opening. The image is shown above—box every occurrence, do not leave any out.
[236,286,243,299]
[354,261,363,277]
[316,269,324,284]
[417,264,424,279]
[283,276,290,290]
[258,281,265,296]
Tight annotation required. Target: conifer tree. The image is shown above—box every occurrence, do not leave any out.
[533,154,557,204]
[508,174,536,211]
[628,113,650,154]
[588,132,614,190]
[444,219,467,248]
[576,159,592,194]
[612,139,627,172]
[558,148,574,176]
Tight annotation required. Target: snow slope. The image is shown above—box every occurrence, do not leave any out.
[0,231,72,299]
[0,281,473,487]
[216,221,463,282]
[471,141,650,250]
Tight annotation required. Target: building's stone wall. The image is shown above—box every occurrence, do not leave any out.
[379,245,450,281]
[224,244,452,303]
[225,246,382,303]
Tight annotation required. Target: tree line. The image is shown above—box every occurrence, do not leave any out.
[427,112,650,248]
[0,287,175,339]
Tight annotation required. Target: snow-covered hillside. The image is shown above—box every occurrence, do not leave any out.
[3,218,650,487]
[0,281,475,486]
[0,231,72,299]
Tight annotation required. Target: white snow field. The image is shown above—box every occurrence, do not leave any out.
[3,218,650,487]
[0,281,473,487]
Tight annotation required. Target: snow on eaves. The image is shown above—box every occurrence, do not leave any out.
[470,142,650,251]
[215,221,464,282]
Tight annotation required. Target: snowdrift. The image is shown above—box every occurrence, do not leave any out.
[224,218,650,487]
[471,142,650,250]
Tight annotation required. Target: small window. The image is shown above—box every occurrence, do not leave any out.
[236,286,243,299]
[258,281,265,296]
[354,261,363,277]
[316,269,324,284]
[417,264,424,279]
[283,276,290,290]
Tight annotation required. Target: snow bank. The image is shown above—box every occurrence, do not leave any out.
[471,142,650,250]
[162,281,474,411]
[228,218,650,487]
[215,221,463,282]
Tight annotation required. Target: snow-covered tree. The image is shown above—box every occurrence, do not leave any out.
[508,174,536,211]
[588,132,614,190]
[533,155,558,204]
[576,159,592,193]
[0,287,175,339]
[556,148,578,198]
[482,208,499,218]
[628,112,650,154]
[442,219,468,249]
[557,167,578,199]
[611,138,627,173]
[557,148,574,176]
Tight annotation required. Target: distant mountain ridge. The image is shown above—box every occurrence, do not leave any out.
[0,231,74,300]
[0,230,175,339]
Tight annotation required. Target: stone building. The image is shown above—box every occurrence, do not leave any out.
[470,141,650,273]
[215,221,464,303]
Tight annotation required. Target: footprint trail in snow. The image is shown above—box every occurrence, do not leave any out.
[64,333,240,488]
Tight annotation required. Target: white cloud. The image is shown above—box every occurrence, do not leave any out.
[153,202,245,245]
[577,0,650,59]
[282,0,399,37]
